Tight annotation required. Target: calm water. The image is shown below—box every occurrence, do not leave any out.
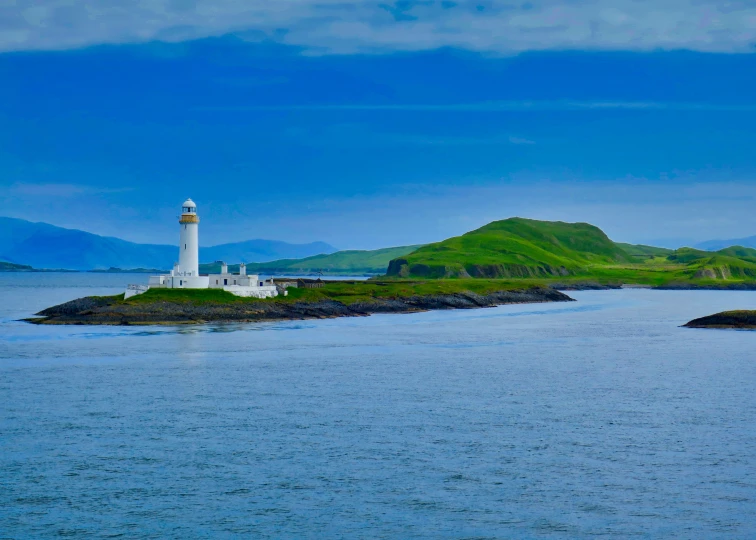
[1,273,756,538]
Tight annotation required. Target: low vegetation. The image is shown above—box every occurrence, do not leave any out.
[199,245,422,276]
[124,279,552,307]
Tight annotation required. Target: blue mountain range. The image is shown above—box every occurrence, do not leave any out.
[695,236,756,251]
[0,217,336,270]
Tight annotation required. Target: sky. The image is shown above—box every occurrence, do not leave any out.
[1,1,756,249]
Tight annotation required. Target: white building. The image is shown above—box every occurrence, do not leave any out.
[126,199,280,299]
[207,261,278,298]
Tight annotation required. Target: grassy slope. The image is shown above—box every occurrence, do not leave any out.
[388,218,630,278]
[199,245,422,275]
[386,218,756,286]
[616,243,674,260]
[125,279,547,307]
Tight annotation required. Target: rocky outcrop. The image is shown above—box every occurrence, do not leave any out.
[386,258,410,277]
[465,264,569,279]
[655,282,756,290]
[28,288,574,325]
[549,281,621,291]
[692,264,756,280]
[683,311,756,329]
[386,258,573,279]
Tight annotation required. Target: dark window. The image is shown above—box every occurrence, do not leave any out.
[224,279,227,285]
[184,244,186,249]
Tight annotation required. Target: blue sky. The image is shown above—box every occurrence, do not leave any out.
[1,1,756,249]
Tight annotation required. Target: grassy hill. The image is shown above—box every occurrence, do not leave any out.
[616,243,674,261]
[386,218,756,287]
[200,245,422,276]
[387,218,630,278]
[666,247,756,279]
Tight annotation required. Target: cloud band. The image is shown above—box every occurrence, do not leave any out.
[2,1,756,54]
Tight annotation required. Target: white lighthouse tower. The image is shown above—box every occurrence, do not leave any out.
[135,197,278,298]
[145,198,209,290]
[179,198,199,276]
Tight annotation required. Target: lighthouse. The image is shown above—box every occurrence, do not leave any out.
[178,198,199,276]
[145,198,209,290]
[139,197,279,297]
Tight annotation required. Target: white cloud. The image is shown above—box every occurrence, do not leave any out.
[1,0,755,54]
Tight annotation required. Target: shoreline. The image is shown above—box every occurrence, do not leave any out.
[27,287,574,326]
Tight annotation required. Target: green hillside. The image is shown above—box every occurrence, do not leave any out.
[666,247,756,279]
[387,218,630,278]
[199,245,422,276]
[616,243,674,260]
[385,218,756,287]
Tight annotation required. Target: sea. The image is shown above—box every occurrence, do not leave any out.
[1,272,755,538]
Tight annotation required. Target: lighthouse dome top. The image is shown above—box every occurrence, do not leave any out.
[181,199,197,215]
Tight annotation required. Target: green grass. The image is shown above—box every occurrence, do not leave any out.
[124,279,547,307]
[388,218,631,278]
[199,245,423,276]
[616,243,674,261]
[126,288,248,305]
[384,217,756,286]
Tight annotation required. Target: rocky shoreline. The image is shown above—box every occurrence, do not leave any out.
[683,311,756,330]
[656,283,756,291]
[27,287,574,326]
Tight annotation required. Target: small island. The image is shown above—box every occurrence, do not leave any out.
[26,280,574,325]
[683,311,756,330]
[24,201,756,327]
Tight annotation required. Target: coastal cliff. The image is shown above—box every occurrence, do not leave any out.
[28,286,573,325]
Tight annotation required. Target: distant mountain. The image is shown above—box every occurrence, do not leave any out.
[200,245,423,276]
[0,261,33,271]
[201,240,337,265]
[0,217,337,270]
[0,217,176,271]
[695,236,756,251]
